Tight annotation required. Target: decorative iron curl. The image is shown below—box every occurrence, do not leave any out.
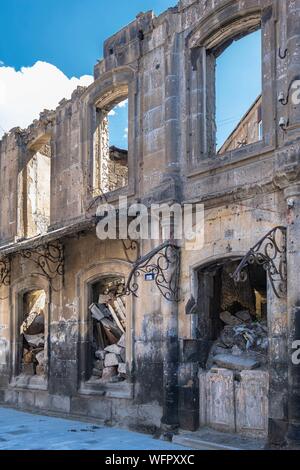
[278,47,288,60]
[231,226,287,298]
[125,241,181,302]
[0,256,10,288]
[18,242,64,291]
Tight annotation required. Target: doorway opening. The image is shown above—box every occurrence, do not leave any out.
[87,275,127,383]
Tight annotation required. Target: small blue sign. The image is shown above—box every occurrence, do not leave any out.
[145,272,155,281]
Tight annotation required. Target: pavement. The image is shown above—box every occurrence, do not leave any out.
[0,406,190,450]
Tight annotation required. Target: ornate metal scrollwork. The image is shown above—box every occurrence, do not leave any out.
[125,240,181,302]
[0,256,10,288]
[231,226,287,298]
[18,242,64,291]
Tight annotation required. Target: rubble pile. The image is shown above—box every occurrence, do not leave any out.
[89,293,127,383]
[21,290,46,376]
[207,309,268,371]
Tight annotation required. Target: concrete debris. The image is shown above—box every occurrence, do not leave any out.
[208,319,268,371]
[20,291,46,334]
[104,344,122,355]
[231,345,243,356]
[35,365,45,376]
[101,366,118,382]
[118,334,126,348]
[22,363,35,375]
[20,290,46,377]
[213,353,261,371]
[35,350,45,365]
[89,295,127,382]
[118,363,127,376]
[220,311,243,326]
[104,353,120,367]
[92,368,103,377]
[235,310,252,322]
[24,334,44,348]
[95,350,106,360]
[94,360,104,370]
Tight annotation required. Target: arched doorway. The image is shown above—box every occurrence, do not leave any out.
[195,257,269,438]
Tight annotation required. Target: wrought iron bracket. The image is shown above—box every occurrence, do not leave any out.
[0,256,11,288]
[231,226,287,298]
[17,241,64,291]
[125,240,181,302]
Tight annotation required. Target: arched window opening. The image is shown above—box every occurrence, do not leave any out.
[23,138,51,238]
[215,29,262,154]
[93,90,129,195]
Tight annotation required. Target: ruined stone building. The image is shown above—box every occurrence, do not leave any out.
[0,0,300,449]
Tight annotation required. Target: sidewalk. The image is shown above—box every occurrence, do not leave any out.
[0,406,192,450]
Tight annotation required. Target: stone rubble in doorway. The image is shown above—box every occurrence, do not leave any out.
[207,309,269,371]
[21,290,46,376]
[89,295,127,383]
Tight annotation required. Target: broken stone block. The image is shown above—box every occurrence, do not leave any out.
[36,365,45,376]
[22,363,35,375]
[117,334,126,348]
[90,303,110,321]
[110,375,124,383]
[94,360,104,370]
[220,311,242,326]
[101,366,117,382]
[23,350,34,364]
[104,344,122,355]
[98,294,112,304]
[95,350,106,360]
[220,326,245,350]
[213,354,260,371]
[92,368,103,377]
[25,314,45,335]
[35,351,45,365]
[119,348,126,362]
[104,353,119,367]
[235,310,251,322]
[118,363,126,376]
[23,334,44,348]
[231,345,243,356]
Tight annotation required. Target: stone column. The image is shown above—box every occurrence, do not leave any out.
[267,280,288,447]
[160,217,179,430]
[285,184,300,448]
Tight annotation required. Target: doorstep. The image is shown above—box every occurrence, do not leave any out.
[172,427,266,451]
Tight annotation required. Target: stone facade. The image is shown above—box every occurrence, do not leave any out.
[0,0,300,448]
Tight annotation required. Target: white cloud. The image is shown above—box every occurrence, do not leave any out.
[123,127,128,140]
[118,99,128,108]
[0,61,93,138]
[108,109,116,116]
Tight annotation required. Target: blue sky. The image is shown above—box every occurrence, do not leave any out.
[0,1,261,149]
[0,0,174,77]
[216,30,262,148]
